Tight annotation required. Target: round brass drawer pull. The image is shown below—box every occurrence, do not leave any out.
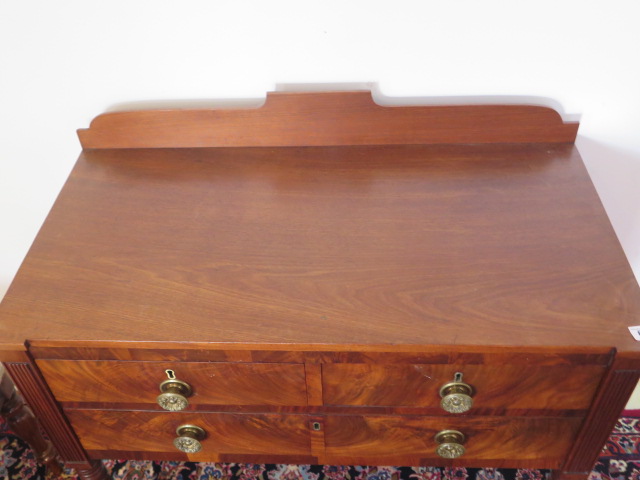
[157,379,193,411]
[439,372,474,414]
[435,429,466,458]
[174,424,206,453]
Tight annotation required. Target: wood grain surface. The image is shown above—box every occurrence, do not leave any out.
[563,361,640,472]
[77,91,578,148]
[0,367,63,475]
[2,143,639,352]
[66,410,311,461]
[323,415,581,468]
[65,409,580,468]
[57,403,588,418]
[28,344,613,366]
[3,362,89,462]
[322,364,605,410]
[36,360,307,406]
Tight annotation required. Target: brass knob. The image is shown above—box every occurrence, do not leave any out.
[157,379,192,411]
[174,425,206,453]
[439,372,473,414]
[435,429,466,458]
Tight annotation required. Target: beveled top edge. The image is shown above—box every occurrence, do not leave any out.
[26,339,612,354]
[23,340,616,366]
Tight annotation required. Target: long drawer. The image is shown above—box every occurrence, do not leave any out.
[37,360,308,406]
[65,409,582,468]
[322,364,605,410]
[38,359,605,412]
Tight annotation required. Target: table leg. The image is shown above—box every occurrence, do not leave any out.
[0,366,63,476]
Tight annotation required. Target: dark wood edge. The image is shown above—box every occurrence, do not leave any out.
[3,360,89,462]
[33,349,611,368]
[77,91,579,149]
[28,343,614,365]
[610,351,640,369]
[0,369,63,475]
[0,349,30,362]
[563,359,640,471]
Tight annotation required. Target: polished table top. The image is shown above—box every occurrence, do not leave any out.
[1,142,638,352]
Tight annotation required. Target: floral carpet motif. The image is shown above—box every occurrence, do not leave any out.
[590,414,640,480]
[1,414,639,480]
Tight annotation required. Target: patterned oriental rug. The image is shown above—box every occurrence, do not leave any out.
[1,412,639,480]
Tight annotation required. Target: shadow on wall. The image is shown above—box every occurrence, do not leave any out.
[577,136,640,283]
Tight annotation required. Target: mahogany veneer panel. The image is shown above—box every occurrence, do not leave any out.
[66,410,311,460]
[28,344,613,365]
[37,360,307,406]
[323,415,582,468]
[322,364,605,410]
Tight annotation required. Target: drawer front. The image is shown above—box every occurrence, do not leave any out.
[37,360,307,406]
[322,364,604,410]
[66,410,311,460]
[323,415,582,468]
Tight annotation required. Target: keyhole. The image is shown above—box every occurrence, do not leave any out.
[454,372,463,382]
[312,422,321,431]
[165,369,176,380]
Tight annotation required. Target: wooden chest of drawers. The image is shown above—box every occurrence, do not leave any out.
[1,91,640,480]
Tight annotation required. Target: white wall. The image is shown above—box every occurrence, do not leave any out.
[1,1,640,399]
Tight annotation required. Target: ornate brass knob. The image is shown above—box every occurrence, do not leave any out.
[439,372,474,414]
[157,379,192,411]
[174,425,206,453]
[435,429,466,458]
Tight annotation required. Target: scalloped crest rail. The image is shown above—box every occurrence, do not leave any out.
[77,91,579,148]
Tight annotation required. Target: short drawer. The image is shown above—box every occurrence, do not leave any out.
[66,409,312,461]
[37,360,307,406]
[323,414,582,468]
[322,364,604,411]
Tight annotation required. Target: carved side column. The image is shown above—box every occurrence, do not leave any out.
[556,358,640,480]
[0,365,62,475]
[3,361,109,480]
